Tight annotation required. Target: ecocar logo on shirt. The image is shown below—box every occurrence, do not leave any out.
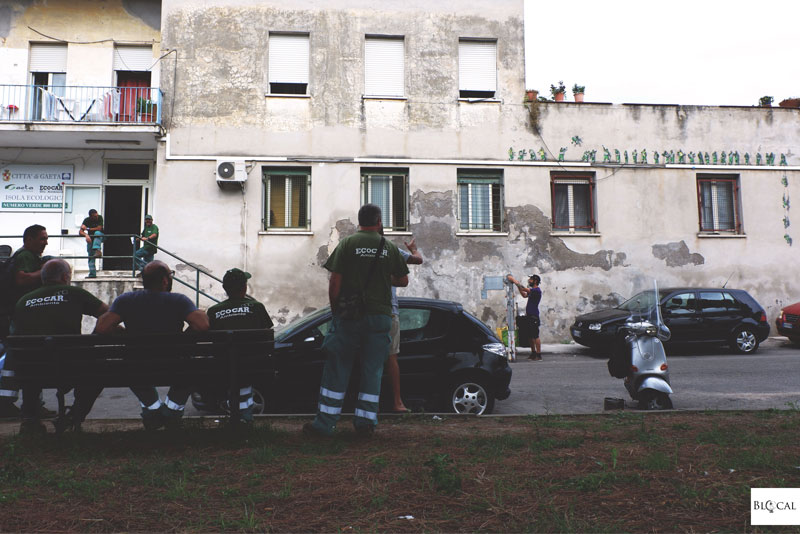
[355,248,389,258]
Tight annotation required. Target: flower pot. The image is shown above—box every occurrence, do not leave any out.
[525,89,539,102]
[779,98,800,108]
[554,92,565,102]
[573,92,584,103]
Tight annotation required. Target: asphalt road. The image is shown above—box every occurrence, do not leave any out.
[34,337,800,420]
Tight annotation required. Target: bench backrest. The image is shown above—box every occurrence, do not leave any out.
[6,329,274,389]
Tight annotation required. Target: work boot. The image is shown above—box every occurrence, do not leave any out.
[302,422,331,438]
[52,409,81,434]
[19,419,47,437]
[93,249,102,258]
[160,404,183,430]
[141,408,165,431]
[0,400,21,419]
[354,424,375,439]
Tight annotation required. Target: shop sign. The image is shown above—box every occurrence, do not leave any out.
[0,165,74,211]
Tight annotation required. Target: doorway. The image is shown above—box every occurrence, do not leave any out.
[103,186,143,270]
[116,71,151,122]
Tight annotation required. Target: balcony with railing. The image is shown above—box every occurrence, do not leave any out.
[0,85,162,125]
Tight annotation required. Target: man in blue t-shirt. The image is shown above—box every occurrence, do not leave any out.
[508,274,543,360]
[63,261,209,431]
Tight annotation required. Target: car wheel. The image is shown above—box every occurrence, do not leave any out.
[448,376,495,415]
[250,386,266,415]
[731,327,759,354]
[638,390,672,410]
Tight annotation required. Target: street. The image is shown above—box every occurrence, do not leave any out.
[35,337,800,420]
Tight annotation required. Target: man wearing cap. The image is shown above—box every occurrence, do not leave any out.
[79,209,104,278]
[204,268,273,421]
[134,215,159,273]
[507,274,543,360]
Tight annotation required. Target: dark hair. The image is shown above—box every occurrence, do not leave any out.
[88,209,98,215]
[142,262,171,290]
[358,203,382,227]
[223,280,247,296]
[23,224,46,242]
[531,274,541,285]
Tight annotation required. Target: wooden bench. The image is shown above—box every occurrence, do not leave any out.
[5,329,274,424]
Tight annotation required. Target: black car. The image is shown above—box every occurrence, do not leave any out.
[571,287,770,354]
[193,297,511,415]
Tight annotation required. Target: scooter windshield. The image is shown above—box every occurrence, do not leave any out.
[622,281,671,341]
[648,280,671,342]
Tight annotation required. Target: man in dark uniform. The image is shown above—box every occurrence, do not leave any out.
[205,268,273,421]
[0,224,49,417]
[304,204,409,437]
[11,259,108,435]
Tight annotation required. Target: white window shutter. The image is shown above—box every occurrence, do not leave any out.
[365,37,404,96]
[29,44,67,72]
[269,34,310,84]
[458,40,496,92]
[113,46,153,71]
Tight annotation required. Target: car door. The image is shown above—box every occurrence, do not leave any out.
[661,291,701,343]
[389,305,451,404]
[271,315,333,412]
[698,291,740,342]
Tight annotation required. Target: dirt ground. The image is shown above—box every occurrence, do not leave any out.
[1,411,798,532]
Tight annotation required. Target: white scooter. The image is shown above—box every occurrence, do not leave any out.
[608,281,673,410]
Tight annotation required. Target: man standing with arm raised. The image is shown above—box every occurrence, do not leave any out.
[304,204,409,437]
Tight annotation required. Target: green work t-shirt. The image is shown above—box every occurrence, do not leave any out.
[8,248,45,306]
[141,223,159,254]
[81,215,104,236]
[323,230,409,317]
[12,284,104,335]
[207,296,273,330]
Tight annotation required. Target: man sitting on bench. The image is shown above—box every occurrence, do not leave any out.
[67,260,209,431]
[10,259,108,436]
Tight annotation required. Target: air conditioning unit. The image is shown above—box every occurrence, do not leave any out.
[215,159,247,184]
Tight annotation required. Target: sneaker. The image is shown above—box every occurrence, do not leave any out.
[141,409,165,431]
[0,400,21,419]
[86,273,97,279]
[20,419,47,437]
[52,413,81,435]
[39,405,57,419]
[93,249,102,258]
[302,422,331,438]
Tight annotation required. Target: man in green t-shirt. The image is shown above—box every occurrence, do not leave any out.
[0,224,49,418]
[134,214,159,273]
[79,209,104,278]
[304,204,409,438]
[11,259,108,435]
[202,268,273,422]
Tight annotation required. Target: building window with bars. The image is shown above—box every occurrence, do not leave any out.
[268,33,309,95]
[551,174,596,233]
[697,175,741,233]
[361,170,408,231]
[458,39,497,99]
[263,168,311,230]
[457,170,503,232]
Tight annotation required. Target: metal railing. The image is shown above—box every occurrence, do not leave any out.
[0,233,219,307]
[0,85,162,124]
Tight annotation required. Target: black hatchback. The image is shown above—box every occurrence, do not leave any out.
[193,297,512,415]
[570,287,770,354]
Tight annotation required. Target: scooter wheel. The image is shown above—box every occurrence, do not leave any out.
[638,390,672,410]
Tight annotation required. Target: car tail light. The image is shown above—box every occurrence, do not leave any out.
[630,365,639,373]
[660,363,668,371]
[778,311,785,321]
[759,312,767,323]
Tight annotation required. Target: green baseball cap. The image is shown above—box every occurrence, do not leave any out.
[223,268,251,286]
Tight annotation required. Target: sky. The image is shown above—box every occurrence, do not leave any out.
[524,0,798,106]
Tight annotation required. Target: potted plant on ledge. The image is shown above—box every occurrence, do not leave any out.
[572,83,585,103]
[136,97,157,122]
[524,89,539,102]
[550,81,566,102]
[758,95,774,107]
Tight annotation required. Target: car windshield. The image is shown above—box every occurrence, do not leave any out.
[274,306,330,341]
[617,289,670,314]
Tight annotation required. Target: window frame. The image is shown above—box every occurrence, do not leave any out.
[458,38,498,99]
[550,172,597,233]
[696,174,742,234]
[360,168,409,232]
[364,35,405,98]
[268,33,310,96]
[262,167,311,231]
[457,169,504,233]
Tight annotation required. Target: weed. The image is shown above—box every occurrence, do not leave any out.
[369,455,388,472]
[639,450,673,471]
[425,453,462,494]
[273,482,292,499]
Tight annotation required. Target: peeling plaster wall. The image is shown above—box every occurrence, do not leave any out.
[155,1,800,342]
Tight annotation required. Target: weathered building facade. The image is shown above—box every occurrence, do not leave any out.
[2,0,798,342]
